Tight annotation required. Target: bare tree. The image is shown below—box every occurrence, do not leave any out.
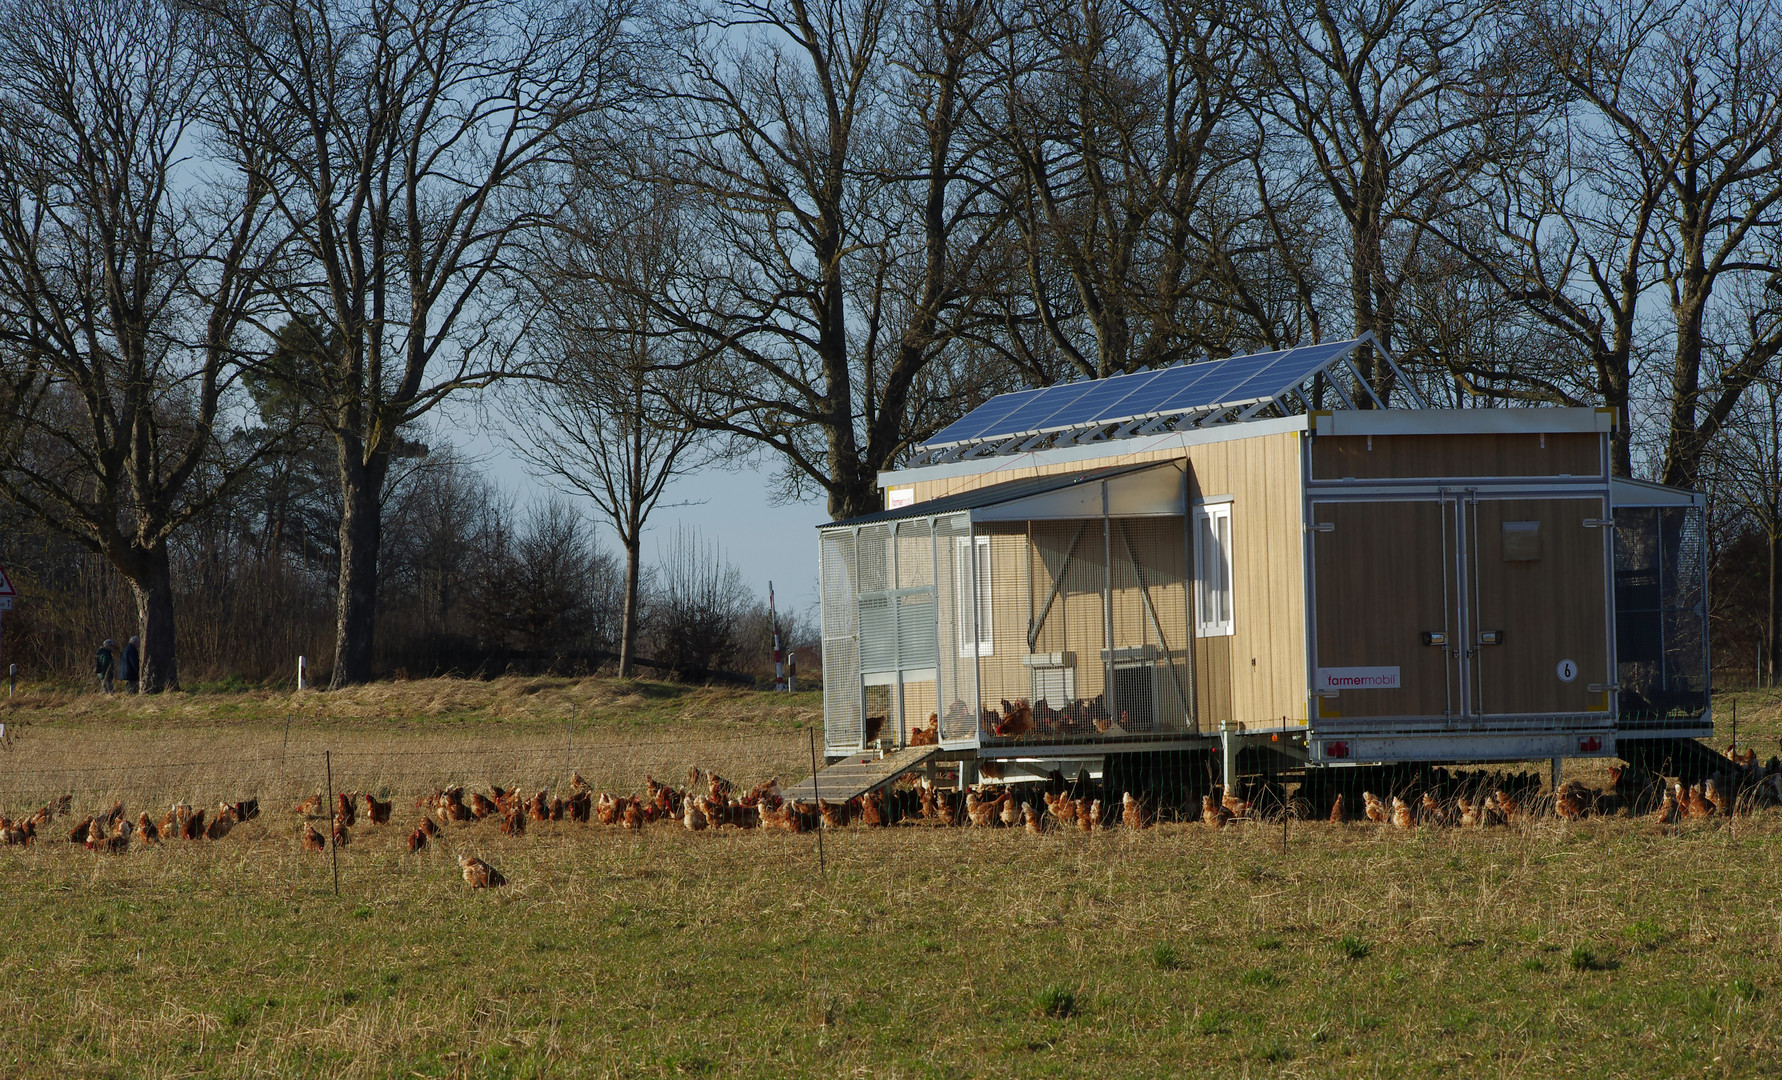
[1427,53,1660,471]
[1545,0,1782,488]
[628,0,1010,520]
[1703,368,1782,683]
[1463,0,1782,483]
[509,172,715,677]
[647,525,752,680]
[197,0,637,685]
[0,0,281,691]
[1253,0,1497,399]
[974,0,1275,378]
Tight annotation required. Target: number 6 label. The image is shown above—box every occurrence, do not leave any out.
[1556,659,1578,683]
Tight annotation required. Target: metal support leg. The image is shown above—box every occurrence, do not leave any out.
[1221,724,1237,793]
[1550,757,1562,791]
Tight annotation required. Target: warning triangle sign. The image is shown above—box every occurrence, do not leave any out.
[0,566,15,597]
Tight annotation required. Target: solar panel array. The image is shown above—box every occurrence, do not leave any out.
[923,338,1376,453]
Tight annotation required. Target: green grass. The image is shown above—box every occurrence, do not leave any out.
[1336,934,1370,960]
[2,810,1778,1077]
[0,681,1777,1076]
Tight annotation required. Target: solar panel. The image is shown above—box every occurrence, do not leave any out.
[1220,341,1358,404]
[1151,352,1283,412]
[1027,367,1169,433]
[917,337,1377,454]
[984,380,1101,436]
[925,386,1049,446]
[1094,362,1216,424]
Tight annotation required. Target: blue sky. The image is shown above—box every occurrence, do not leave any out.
[464,422,831,621]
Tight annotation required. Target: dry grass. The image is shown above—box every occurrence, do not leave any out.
[0,673,822,731]
[0,680,1778,1077]
[2,808,1779,1078]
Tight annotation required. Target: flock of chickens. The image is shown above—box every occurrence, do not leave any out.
[1329,754,1782,829]
[6,743,1778,891]
[0,794,262,852]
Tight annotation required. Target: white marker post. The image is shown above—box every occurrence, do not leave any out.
[297,655,308,690]
[0,564,16,695]
[769,581,785,692]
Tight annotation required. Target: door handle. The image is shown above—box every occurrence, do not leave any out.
[1478,630,1503,646]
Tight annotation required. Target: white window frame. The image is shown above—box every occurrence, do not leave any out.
[957,535,993,656]
[1194,503,1235,637]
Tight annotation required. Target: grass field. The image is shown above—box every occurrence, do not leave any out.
[0,678,1779,1078]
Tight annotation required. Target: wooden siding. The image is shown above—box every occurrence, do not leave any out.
[1309,500,1456,718]
[1194,635,1234,727]
[1186,433,1309,728]
[889,430,1309,730]
[1311,432,1599,480]
[1468,498,1611,715]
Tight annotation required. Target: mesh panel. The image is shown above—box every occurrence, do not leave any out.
[964,515,1196,746]
[895,518,938,675]
[1115,518,1195,732]
[899,677,937,743]
[975,522,1034,740]
[1613,505,1708,716]
[857,524,891,593]
[820,529,861,752]
[854,524,894,683]
[840,507,1195,750]
[934,513,977,743]
[895,519,935,589]
[1661,506,1707,696]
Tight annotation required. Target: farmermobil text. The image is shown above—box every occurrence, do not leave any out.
[1316,666,1401,690]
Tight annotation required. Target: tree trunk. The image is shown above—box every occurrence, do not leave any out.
[127,543,179,693]
[1770,526,1780,688]
[331,451,387,687]
[619,534,641,679]
[1599,356,1633,477]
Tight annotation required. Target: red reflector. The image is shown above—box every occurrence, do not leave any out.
[1578,736,1602,753]
[1325,741,1349,759]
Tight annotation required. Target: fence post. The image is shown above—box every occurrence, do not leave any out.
[808,728,825,878]
[325,750,340,897]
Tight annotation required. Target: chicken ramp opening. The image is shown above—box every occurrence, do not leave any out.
[780,745,941,804]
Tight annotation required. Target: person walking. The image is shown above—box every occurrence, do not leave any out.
[118,636,139,693]
[95,639,116,694]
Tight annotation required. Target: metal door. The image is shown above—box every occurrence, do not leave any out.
[1310,499,1460,719]
[1464,497,1613,716]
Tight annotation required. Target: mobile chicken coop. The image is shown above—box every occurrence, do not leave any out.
[814,336,1710,793]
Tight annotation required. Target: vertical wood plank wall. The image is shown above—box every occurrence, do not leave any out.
[899,430,1309,730]
[1183,432,1308,728]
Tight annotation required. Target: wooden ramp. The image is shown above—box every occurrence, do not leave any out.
[781,745,941,804]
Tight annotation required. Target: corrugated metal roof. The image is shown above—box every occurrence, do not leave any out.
[820,461,1170,529]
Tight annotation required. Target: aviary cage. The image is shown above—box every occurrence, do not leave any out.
[818,464,1194,754]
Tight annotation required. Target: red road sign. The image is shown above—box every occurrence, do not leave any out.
[0,565,14,596]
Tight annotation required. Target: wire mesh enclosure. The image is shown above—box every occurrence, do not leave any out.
[821,507,1195,754]
[1613,505,1708,719]
[974,517,1195,746]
